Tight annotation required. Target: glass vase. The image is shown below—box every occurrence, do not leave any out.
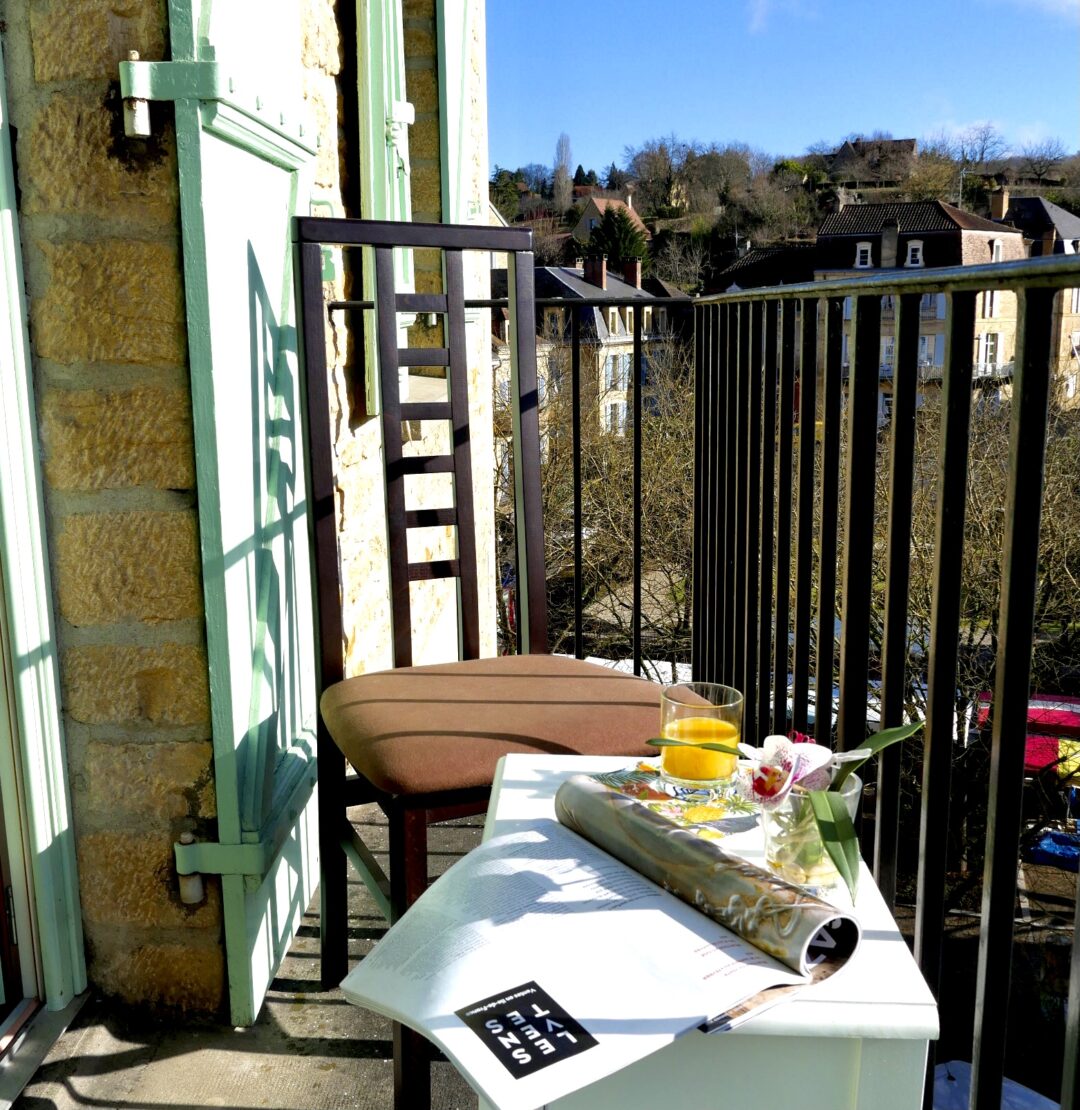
[760,773,862,890]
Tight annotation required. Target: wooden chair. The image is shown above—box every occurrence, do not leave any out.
[294,217,661,1109]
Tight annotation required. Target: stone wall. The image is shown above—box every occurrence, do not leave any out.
[2,0,348,1015]
[2,0,221,1010]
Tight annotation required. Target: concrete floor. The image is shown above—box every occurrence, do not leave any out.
[12,807,484,1110]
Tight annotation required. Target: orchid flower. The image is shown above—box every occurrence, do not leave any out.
[738,734,872,809]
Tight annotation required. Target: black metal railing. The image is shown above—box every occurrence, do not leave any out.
[692,254,1080,1110]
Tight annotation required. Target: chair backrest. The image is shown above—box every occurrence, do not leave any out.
[294,217,548,687]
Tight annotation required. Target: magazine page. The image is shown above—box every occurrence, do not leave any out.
[340,818,806,1110]
[554,774,861,980]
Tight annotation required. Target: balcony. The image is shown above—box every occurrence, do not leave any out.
[492,254,1080,1109]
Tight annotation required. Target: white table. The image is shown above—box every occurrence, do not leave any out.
[479,754,939,1110]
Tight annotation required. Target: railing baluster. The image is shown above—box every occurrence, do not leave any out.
[692,304,707,681]
[709,304,726,683]
[632,307,643,676]
[876,291,920,907]
[971,286,1055,1110]
[758,300,779,736]
[814,297,844,741]
[774,300,796,734]
[1064,880,1080,1110]
[915,289,976,1005]
[836,293,881,752]
[791,298,817,733]
[572,308,583,659]
[731,305,750,691]
[744,302,764,738]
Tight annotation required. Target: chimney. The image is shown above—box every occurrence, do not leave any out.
[573,256,583,271]
[622,258,642,289]
[881,219,899,268]
[624,186,634,210]
[1041,229,1057,257]
[583,255,607,290]
[990,187,1010,222]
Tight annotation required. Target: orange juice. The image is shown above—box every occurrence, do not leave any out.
[660,716,739,783]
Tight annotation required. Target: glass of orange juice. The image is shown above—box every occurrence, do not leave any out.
[659,683,743,787]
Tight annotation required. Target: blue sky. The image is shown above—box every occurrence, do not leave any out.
[485,0,1080,176]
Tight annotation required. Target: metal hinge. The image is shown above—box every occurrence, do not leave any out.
[118,50,316,155]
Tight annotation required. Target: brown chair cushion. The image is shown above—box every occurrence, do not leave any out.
[320,655,662,795]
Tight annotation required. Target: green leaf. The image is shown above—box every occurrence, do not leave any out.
[645,736,741,756]
[808,789,861,900]
[831,721,925,790]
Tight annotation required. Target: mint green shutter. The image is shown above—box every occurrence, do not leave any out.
[357,0,413,414]
[122,0,320,1025]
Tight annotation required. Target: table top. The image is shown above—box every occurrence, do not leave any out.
[485,754,939,1042]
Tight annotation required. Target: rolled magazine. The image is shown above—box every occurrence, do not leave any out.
[554,773,860,981]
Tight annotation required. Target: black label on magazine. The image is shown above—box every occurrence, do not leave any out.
[456,981,597,1077]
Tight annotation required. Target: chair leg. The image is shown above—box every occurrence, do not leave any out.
[389,803,431,1110]
[319,731,348,988]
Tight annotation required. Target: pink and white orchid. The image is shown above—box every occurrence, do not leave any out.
[738,734,871,809]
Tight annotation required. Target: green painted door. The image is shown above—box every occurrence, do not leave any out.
[124,1,320,1025]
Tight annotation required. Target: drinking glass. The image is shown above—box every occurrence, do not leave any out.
[659,683,743,787]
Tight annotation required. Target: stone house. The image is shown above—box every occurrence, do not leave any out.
[570,196,651,249]
[991,190,1080,405]
[815,200,1026,422]
[493,257,690,437]
[0,0,491,1032]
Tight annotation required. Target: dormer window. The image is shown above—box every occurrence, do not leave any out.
[905,240,924,268]
[855,242,872,268]
[991,239,1003,263]
[608,308,618,333]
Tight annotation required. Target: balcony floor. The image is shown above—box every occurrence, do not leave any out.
[13,807,483,1110]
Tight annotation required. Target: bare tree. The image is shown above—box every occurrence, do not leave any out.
[653,234,709,291]
[955,122,1008,168]
[1020,138,1068,183]
[552,133,573,215]
[623,135,688,215]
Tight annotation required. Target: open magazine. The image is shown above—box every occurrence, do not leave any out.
[341,772,861,1110]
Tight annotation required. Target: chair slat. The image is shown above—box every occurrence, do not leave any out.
[398,347,450,366]
[400,402,451,421]
[407,559,461,581]
[397,293,447,313]
[405,507,457,528]
[390,455,455,476]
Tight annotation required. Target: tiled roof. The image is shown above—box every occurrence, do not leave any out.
[536,265,654,301]
[938,201,1020,232]
[818,200,1019,237]
[712,244,818,292]
[1005,196,1080,240]
[588,198,651,239]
